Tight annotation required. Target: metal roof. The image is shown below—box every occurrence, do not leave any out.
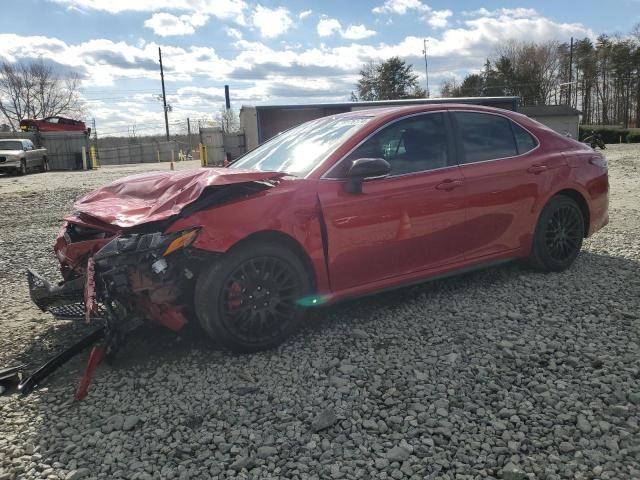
[248,96,521,111]
[520,105,582,117]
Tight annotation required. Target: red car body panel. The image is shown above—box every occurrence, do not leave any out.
[50,104,608,310]
[72,168,286,228]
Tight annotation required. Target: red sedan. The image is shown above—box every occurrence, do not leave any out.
[29,104,608,355]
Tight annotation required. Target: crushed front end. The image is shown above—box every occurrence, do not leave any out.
[23,168,284,397]
[25,217,208,397]
[29,217,207,332]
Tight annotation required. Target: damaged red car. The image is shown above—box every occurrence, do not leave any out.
[28,104,609,358]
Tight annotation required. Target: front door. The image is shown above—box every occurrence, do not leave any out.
[318,111,467,293]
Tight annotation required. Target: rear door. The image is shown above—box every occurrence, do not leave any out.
[24,140,37,168]
[452,111,565,259]
[318,111,467,293]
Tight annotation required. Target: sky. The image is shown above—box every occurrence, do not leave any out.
[1,0,639,136]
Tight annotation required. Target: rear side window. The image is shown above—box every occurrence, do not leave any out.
[512,122,537,154]
[455,112,518,164]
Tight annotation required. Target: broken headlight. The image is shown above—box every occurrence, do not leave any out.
[94,228,200,261]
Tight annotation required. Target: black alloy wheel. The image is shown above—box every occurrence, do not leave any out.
[222,256,300,345]
[195,242,311,352]
[544,204,583,262]
[528,195,585,272]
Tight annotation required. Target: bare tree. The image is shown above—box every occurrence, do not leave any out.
[219,108,240,133]
[0,60,85,131]
[494,40,563,105]
[439,77,460,97]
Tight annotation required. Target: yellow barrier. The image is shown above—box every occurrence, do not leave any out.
[89,146,98,170]
[200,144,208,167]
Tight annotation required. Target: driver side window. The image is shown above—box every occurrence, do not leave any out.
[328,112,451,178]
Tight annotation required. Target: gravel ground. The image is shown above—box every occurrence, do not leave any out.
[0,148,639,480]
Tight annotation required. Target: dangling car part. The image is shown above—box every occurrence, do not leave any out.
[26,106,609,398]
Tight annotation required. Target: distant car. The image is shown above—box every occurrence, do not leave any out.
[29,104,608,355]
[20,116,89,134]
[0,139,48,175]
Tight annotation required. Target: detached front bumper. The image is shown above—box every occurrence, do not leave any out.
[27,269,106,320]
[27,226,204,330]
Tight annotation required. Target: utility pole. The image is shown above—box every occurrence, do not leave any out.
[187,118,192,155]
[568,37,574,107]
[422,39,430,98]
[158,47,170,141]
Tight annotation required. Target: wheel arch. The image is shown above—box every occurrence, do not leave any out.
[228,230,318,290]
[552,188,590,237]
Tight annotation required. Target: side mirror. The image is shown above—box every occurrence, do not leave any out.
[23,146,28,151]
[345,158,390,194]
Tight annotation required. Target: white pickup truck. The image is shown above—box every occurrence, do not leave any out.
[0,139,48,175]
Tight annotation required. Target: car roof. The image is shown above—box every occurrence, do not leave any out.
[327,103,519,121]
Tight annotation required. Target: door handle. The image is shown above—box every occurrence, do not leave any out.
[527,164,548,174]
[436,179,464,191]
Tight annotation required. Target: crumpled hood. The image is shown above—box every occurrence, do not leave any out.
[72,168,284,228]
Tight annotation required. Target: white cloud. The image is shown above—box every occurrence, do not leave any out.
[317,18,376,39]
[372,0,429,15]
[317,18,342,37]
[225,27,243,40]
[427,9,451,28]
[144,12,209,36]
[299,9,312,19]
[343,25,377,40]
[463,8,537,19]
[372,0,451,28]
[251,5,293,38]
[50,0,247,24]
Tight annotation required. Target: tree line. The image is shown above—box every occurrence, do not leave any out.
[439,25,640,127]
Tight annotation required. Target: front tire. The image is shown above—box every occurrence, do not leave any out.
[528,195,585,272]
[194,242,311,353]
[19,160,27,176]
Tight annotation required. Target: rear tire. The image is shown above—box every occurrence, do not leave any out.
[194,242,311,353]
[39,158,48,173]
[528,195,584,272]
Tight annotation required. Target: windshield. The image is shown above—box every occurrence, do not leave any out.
[230,116,371,176]
[0,141,23,151]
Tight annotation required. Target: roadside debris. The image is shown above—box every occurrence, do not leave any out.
[17,328,104,396]
[0,364,26,394]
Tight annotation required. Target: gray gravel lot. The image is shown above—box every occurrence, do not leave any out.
[0,148,639,480]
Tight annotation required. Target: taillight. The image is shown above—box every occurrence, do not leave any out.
[589,156,607,169]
